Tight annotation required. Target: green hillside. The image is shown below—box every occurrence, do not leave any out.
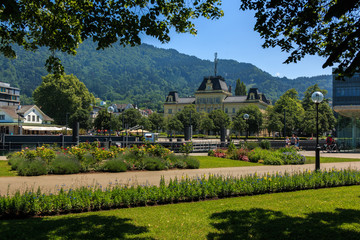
[0,41,332,110]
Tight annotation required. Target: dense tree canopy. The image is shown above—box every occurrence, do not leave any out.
[240,0,360,78]
[33,74,95,125]
[234,105,263,135]
[273,89,305,136]
[199,113,214,135]
[209,109,230,134]
[301,84,336,135]
[265,106,284,137]
[1,0,223,74]
[148,112,165,132]
[175,105,200,131]
[122,108,142,128]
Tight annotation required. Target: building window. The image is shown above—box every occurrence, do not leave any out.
[32,115,35,121]
[233,108,235,113]
[0,115,4,120]
[168,109,172,114]
[225,108,228,113]
[37,116,40,122]
[27,115,31,121]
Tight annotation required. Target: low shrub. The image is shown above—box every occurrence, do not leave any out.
[227,142,237,153]
[278,146,298,153]
[259,140,271,149]
[248,147,264,163]
[144,157,166,171]
[244,141,259,150]
[17,159,48,176]
[208,150,215,157]
[230,148,249,161]
[101,158,127,172]
[49,156,81,174]
[281,152,306,165]
[7,156,23,171]
[184,157,200,169]
[168,155,187,169]
[179,142,193,156]
[212,149,227,158]
[263,155,284,165]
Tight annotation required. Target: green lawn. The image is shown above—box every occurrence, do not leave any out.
[0,161,17,177]
[1,185,360,239]
[305,156,360,164]
[197,156,262,168]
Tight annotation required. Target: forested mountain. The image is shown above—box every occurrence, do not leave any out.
[0,40,332,110]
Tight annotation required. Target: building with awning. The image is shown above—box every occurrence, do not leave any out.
[0,105,62,135]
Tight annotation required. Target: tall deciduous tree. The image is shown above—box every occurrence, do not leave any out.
[33,74,95,125]
[235,105,263,135]
[301,84,336,135]
[166,116,183,134]
[265,106,284,137]
[1,1,223,74]
[199,113,215,135]
[122,108,142,128]
[209,109,230,134]
[175,105,200,131]
[240,0,360,78]
[148,112,165,132]
[273,89,304,136]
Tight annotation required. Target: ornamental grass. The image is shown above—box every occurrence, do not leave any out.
[1,168,360,218]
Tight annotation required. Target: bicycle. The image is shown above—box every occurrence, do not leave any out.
[322,143,339,153]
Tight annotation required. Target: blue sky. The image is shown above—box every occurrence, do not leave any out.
[142,1,330,79]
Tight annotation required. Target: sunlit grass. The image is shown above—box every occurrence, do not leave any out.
[1,185,360,239]
[0,161,17,177]
[196,156,262,168]
[305,156,360,164]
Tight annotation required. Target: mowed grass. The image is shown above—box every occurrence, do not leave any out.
[0,161,17,177]
[1,185,360,239]
[197,156,262,168]
[306,156,360,164]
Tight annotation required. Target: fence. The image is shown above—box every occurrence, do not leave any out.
[0,134,327,154]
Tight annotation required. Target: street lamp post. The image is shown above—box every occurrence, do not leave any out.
[16,105,22,135]
[107,106,114,148]
[311,91,324,171]
[243,113,249,141]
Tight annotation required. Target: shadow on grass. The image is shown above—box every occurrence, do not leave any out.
[207,208,360,240]
[0,214,153,239]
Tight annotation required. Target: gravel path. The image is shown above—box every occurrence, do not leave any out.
[1,161,360,195]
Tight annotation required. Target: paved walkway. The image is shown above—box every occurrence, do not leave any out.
[1,153,360,195]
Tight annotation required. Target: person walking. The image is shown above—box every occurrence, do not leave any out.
[285,136,290,147]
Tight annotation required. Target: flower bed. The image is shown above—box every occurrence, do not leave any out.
[1,169,360,218]
[7,142,199,176]
[208,145,305,165]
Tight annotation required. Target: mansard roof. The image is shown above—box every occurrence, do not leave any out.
[197,76,229,92]
[223,96,248,103]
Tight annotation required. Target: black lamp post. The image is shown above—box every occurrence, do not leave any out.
[16,105,22,135]
[311,91,324,171]
[243,113,249,141]
[107,106,114,147]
